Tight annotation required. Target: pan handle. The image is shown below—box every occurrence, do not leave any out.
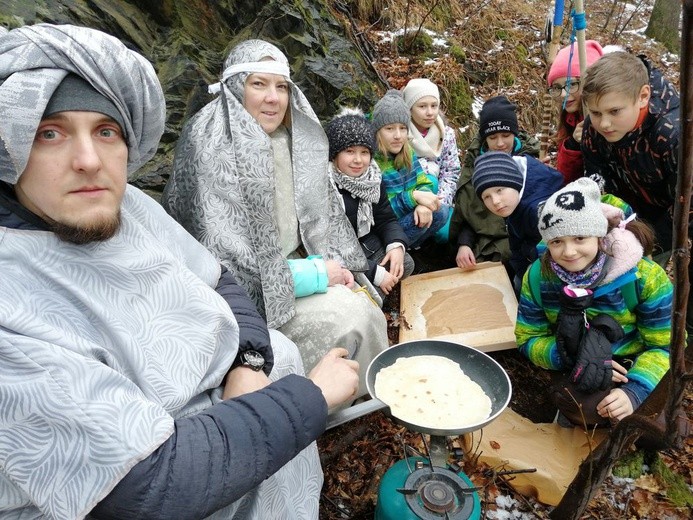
[326,398,387,430]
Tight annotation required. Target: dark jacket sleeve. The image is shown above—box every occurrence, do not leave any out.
[216,265,273,375]
[91,374,326,520]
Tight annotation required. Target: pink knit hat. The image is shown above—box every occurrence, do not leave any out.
[547,40,604,85]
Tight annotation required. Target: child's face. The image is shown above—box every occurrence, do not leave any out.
[378,124,408,155]
[410,96,440,132]
[334,145,372,177]
[485,132,515,154]
[547,236,600,272]
[480,186,520,218]
[585,85,650,143]
[550,77,581,114]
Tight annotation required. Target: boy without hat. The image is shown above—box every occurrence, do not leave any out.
[579,51,690,332]
[472,151,563,293]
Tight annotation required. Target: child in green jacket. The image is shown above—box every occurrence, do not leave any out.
[516,178,671,427]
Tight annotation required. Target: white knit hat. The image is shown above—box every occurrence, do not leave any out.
[538,178,607,242]
[402,78,440,109]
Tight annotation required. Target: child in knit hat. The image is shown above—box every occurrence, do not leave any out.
[515,177,672,428]
[471,150,563,293]
[547,40,604,183]
[325,108,415,298]
[402,78,461,208]
[450,95,541,271]
[371,89,450,250]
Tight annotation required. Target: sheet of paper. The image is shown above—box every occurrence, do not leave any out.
[463,408,608,505]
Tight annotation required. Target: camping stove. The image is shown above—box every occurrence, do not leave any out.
[374,435,480,520]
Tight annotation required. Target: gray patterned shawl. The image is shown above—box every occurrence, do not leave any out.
[0,25,222,519]
[0,24,165,183]
[162,40,367,329]
[0,186,239,519]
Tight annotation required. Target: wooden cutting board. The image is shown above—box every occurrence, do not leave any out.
[399,262,518,352]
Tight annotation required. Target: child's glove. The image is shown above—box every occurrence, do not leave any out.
[555,286,593,368]
[570,314,624,393]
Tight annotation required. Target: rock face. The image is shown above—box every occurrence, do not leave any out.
[0,0,385,192]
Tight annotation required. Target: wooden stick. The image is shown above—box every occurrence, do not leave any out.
[539,92,554,162]
[541,0,565,161]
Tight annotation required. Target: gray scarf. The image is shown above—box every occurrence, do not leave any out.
[330,160,381,238]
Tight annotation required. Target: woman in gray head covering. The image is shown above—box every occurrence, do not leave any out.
[163,39,388,386]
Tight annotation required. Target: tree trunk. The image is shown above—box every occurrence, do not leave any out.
[645,0,682,52]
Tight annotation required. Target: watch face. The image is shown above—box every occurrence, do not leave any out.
[243,350,265,370]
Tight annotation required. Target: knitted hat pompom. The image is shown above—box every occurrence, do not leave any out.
[472,151,523,198]
[538,177,608,242]
[325,107,375,160]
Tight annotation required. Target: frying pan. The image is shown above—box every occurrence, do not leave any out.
[326,339,512,436]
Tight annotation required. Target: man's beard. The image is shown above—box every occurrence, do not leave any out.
[47,211,122,244]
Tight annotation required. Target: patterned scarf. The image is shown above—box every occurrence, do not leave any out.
[330,161,381,238]
[550,249,608,288]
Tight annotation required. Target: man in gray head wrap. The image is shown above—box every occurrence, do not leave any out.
[0,24,359,520]
[163,39,389,391]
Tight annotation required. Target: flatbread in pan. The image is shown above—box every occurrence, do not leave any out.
[374,355,492,429]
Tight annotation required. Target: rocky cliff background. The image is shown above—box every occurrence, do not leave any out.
[0,0,385,192]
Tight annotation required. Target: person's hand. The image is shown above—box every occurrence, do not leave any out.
[325,260,355,288]
[555,286,593,368]
[380,247,404,279]
[611,360,629,384]
[597,388,634,421]
[570,314,623,393]
[222,366,271,400]
[414,205,433,228]
[412,190,440,211]
[455,245,476,269]
[572,121,585,144]
[308,348,359,409]
[378,271,399,295]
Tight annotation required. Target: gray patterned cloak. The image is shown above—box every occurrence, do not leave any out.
[162,40,370,329]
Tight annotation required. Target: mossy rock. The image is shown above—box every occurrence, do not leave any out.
[501,70,515,87]
[444,77,473,122]
[396,30,434,58]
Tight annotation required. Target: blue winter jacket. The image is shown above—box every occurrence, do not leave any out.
[506,156,564,279]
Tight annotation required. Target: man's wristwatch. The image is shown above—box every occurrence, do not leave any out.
[231,349,266,372]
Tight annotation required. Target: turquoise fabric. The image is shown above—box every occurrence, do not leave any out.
[287,255,328,297]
